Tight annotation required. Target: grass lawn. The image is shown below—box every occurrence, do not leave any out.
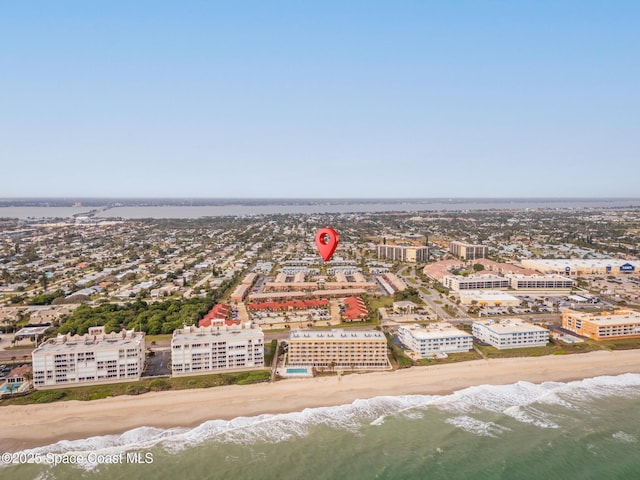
[416,350,483,366]
[475,338,601,359]
[1,370,271,406]
[418,287,431,295]
[596,337,640,350]
[144,334,173,344]
[385,333,412,368]
[264,339,278,365]
[366,296,394,311]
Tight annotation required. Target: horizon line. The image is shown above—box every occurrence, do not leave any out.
[2,196,640,201]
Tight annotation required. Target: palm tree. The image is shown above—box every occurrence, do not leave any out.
[23,370,33,387]
[8,383,18,398]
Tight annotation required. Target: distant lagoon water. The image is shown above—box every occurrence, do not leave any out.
[1,198,640,220]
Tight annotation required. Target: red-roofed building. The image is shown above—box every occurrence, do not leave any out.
[247,299,328,312]
[342,296,368,322]
[199,303,238,327]
[6,365,31,383]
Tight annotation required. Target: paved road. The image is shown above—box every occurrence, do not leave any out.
[396,267,469,319]
[270,339,279,382]
[184,273,214,298]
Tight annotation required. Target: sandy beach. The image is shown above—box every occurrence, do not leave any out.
[2,349,640,452]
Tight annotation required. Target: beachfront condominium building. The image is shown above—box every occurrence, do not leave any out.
[287,329,390,370]
[31,326,145,388]
[472,319,549,349]
[398,323,472,357]
[376,245,429,263]
[171,323,264,376]
[449,241,489,261]
[561,309,640,340]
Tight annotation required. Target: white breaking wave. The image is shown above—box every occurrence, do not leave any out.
[6,373,640,469]
[445,415,511,437]
[502,405,560,429]
[612,431,637,443]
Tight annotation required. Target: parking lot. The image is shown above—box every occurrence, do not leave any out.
[143,349,170,377]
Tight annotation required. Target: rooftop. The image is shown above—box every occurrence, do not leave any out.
[474,318,548,334]
[524,259,637,268]
[33,329,144,354]
[289,328,384,341]
[172,324,263,343]
[400,323,472,340]
[565,309,640,325]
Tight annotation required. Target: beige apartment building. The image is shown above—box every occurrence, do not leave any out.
[561,309,640,340]
[287,329,390,370]
[376,245,429,263]
[449,241,489,260]
[31,326,146,388]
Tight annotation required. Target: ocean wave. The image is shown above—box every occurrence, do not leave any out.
[444,415,511,437]
[612,431,637,443]
[6,373,640,470]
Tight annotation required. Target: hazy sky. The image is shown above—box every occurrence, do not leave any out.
[1,1,638,198]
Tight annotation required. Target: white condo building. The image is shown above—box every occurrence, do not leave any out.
[472,319,549,350]
[443,274,510,291]
[507,274,574,291]
[398,323,473,357]
[32,326,145,388]
[171,323,264,376]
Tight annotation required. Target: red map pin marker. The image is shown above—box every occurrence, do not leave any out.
[315,228,339,262]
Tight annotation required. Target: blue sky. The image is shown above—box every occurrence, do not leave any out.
[1,1,638,198]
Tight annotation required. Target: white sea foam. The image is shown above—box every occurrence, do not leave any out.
[7,373,640,470]
[612,431,637,443]
[444,415,510,437]
[370,416,386,426]
[502,405,560,429]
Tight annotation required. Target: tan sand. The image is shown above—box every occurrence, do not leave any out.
[2,349,640,452]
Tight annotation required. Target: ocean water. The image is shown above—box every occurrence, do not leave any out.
[3,374,640,479]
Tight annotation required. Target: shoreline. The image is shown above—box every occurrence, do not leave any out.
[2,349,640,452]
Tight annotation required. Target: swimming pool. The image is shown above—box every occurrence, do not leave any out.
[286,368,309,374]
[0,382,22,393]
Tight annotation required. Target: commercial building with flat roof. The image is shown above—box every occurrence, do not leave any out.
[521,259,639,277]
[171,323,264,376]
[449,241,488,260]
[32,326,146,388]
[472,319,549,349]
[443,274,510,291]
[561,309,640,340]
[376,245,429,263]
[507,274,574,291]
[398,323,472,356]
[287,329,390,370]
[458,290,521,307]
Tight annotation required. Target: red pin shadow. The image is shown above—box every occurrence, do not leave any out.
[315,228,339,262]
